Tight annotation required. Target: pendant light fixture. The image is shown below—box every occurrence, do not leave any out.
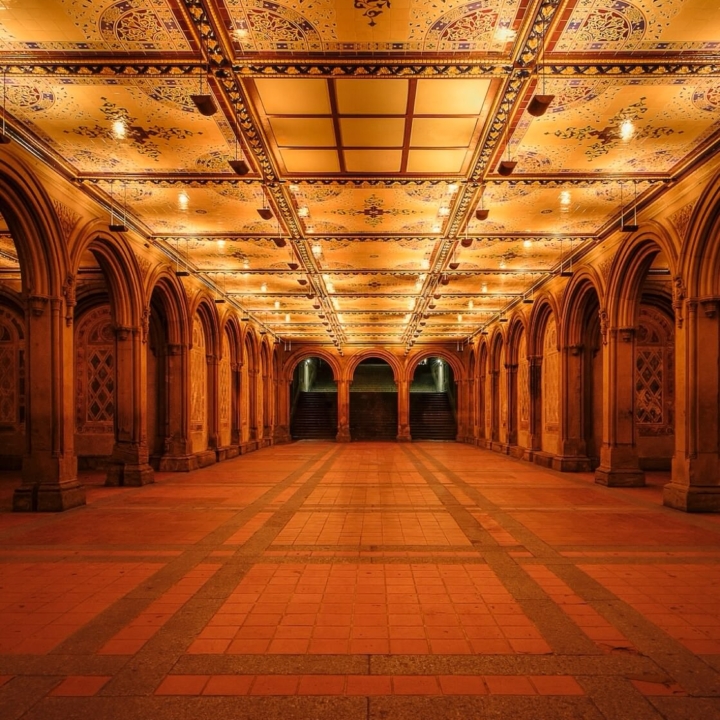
[175,238,190,277]
[497,101,517,176]
[0,67,10,145]
[560,237,574,277]
[108,181,128,233]
[620,181,639,232]
[475,185,490,221]
[228,102,249,175]
[191,35,218,116]
[257,186,273,220]
[214,273,226,304]
[527,14,554,117]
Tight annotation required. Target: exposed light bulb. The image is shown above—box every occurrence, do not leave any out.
[274,300,280,309]
[285,313,290,323]
[438,206,450,217]
[468,300,474,310]
[243,259,250,269]
[112,119,126,139]
[217,239,226,248]
[560,190,571,206]
[312,244,322,257]
[620,118,635,141]
[481,283,488,293]
[178,191,189,210]
[457,314,463,323]
[260,282,267,292]
[298,206,309,218]
[524,238,532,248]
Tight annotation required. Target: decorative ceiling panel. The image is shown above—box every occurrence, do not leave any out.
[312,238,438,271]
[0,0,192,53]
[552,0,720,54]
[509,78,720,176]
[222,0,524,54]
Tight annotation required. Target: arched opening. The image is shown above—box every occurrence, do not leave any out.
[409,357,457,440]
[290,357,337,440]
[242,332,258,446]
[636,254,675,471]
[218,329,233,451]
[147,288,169,467]
[350,357,397,440]
[490,336,504,444]
[541,314,560,456]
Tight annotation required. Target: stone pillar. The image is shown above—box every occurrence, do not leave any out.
[466,375,477,444]
[249,367,259,443]
[397,379,411,441]
[455,378,469,442]
[231,362,242,447]
[158,342,197,471]
[273,378,292,444]
[489,369,500,443]
[14,295,85,511]
[262,368,272,445]
[665,298,720,511]
[206,353,219,451]
[595,327,645,487]
[105,325,154,487]
[553,344,592,472]
[336,379,351,442]
[525,355,543,461]
[504,365,518,448]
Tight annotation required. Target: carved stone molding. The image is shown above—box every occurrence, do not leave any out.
[673,276,686,328]
[700,298,720,319]
[63,273,76,326]
[598,307,609,345]
[618,327,635,342]
[26,295,49,317]
[167,343,186,356]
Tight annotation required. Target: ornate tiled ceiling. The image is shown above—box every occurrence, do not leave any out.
[0,0,719,349]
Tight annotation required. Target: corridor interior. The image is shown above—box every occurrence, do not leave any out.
[1,441,720,720]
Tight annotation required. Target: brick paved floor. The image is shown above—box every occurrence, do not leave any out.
[1,442,720,719]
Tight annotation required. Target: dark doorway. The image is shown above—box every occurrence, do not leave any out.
[410,358,457,440]
[290,357,337,439]
[350,358,397,440]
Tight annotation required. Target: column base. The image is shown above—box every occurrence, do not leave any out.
[663,482,720,512]
[533,451,555,469]
[509,445,525,460]
[336,426,351,443]
[106,463,154,487]
[239,441,259,455]
[13,479,87,512]
[595,467,645,487]
[552,455,594,473]
[158,455,199,472]
[273,426,292,444]
[195,450,217,468]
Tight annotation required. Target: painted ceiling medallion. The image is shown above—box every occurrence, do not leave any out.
[355,0,391,27]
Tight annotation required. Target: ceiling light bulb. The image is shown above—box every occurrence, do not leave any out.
[260,283,267,292]
[438,206,450,217]
[217,239,226,248]
[481,283,488,293]
[178,191,189,210]
[112,119,126,139]
[495,27,516,43]
[274,300,280,309]
[560,190,571,206]
[312,244,322,257]
[620,118,635,141]
[524,239,532,248]
[285,313,290,323]
[243,259,250,269]
[457,314,463,323]
[468,300,474,310]
[499,259,507,269]
[447,183,458,193]
[432,224,441,232]
[404,314,411,323]
[298,206,309,218]
[421,259,430,270]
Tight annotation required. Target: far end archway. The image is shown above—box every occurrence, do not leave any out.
[410,357,457,440]
[350,357,397,440]
[290,357,338,440]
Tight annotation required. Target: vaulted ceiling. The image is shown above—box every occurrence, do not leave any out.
[0,0,719,349]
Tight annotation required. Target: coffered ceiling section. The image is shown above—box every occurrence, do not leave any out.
[0,0,718,349]
[251,77,493,176]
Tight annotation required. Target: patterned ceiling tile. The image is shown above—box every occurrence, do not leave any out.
[223,0,523,53]
[312,237,437,271]
[0,0,191,53]
[553,0,720,54]
[512,78,720,175]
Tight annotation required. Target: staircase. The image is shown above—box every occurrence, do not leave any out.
[291,392,337,440]
[350,392,398,440]
[410,392,457,440]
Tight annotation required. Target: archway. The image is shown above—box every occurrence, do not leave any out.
[409,357,457,440]
[350,357,397,440]
[290,357,338,440]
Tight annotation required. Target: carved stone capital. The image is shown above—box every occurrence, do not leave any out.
[167,343,186,356]
[618,327,635,342]
[115,325,133,341]
[566,344,583,356]
[27,295,49,317]
[700,298,720,319]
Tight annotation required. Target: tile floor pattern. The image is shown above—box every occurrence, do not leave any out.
[0,443,719,719]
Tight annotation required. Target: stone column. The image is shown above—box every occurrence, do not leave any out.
[504,364,518,449]
[206,353,219,451]
[525,355,543,461]
[595,327,645,486]
[158,342,197,471]
[489,369,500,443]
[231,361,242,447]
[553,344,592,472]
[397,379,411,441]
[105,325,154,486]
[455,378,469,442]
[273,378,292,444]
[14,295,85,511]
[336,379,351,442]
[466,375,477,444]
[665,298,720,511]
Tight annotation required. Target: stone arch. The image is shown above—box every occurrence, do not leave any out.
[344,348,403,384]
[477,339,488,442]
[505,313,528,449]
[489,330,505,443]
[283,346,342,383]
[70,222,145,329]
[561,269,605,348]
[0,153,67,297]
[146,269,190,347]
[405,348,465,383]
[678,170,720,298]
[528,294,560,357]
[605,224,679,328]
[242,327,260,445]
